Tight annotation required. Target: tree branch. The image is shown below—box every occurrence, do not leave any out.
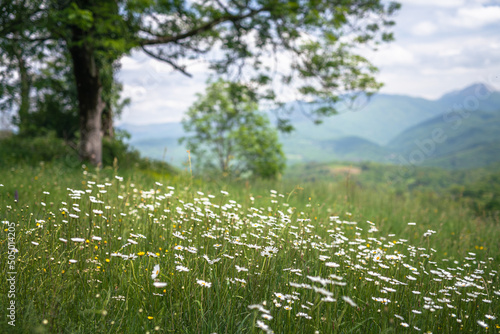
[139,7,266,46]
[140,45,193,77]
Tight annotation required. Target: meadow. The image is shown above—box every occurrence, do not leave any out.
[0,162,499,333]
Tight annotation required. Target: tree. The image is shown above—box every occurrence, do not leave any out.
[0,0,47,134]
[181,79,285,178]
[1,0,400,166]
[0,1,129,142]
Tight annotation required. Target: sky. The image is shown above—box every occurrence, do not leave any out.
[117,0,500,125]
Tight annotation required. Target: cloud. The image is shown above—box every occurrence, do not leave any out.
[398,0,465,8]
[364,44,417,67]
[117,52,210,125]
[447,5,500,28]
[411,21,438,36]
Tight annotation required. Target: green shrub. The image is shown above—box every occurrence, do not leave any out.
[0,130,178,176]
[0,131,77,166]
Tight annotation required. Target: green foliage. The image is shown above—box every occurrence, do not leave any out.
[0,131,77,167]
[102,130,176,174]
[102,130,139,167]
[180,79,285,179]
[287,160,500,217]
[449,163,500,216]
[0,130,176,175]
[25,53,80,139]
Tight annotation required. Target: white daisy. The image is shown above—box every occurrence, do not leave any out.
[151,264,160,280]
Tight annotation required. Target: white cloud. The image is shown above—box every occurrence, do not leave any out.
[411,21,438,36]
[117,52,210,125]
[449,5,500,28]
[398,0,465,8]
[365,44,416,67]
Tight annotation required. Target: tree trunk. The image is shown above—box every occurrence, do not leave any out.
[13,44,30,134]
[102,104,114,138]
[69,41,104,166]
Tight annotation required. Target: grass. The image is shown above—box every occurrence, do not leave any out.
[0,162,499,333]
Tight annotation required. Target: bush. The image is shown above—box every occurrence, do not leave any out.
[0,131,77,167]
[0,130,177,175]
[102,130,141,168]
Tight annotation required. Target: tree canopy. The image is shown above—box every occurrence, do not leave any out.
[0,0,400,165]
[181,79,285,178]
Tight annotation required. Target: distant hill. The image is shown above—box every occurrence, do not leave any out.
[119,122,189,166]
[318,136,388,162]
[118,83,500,170]
[386,109,500,169]
[276,93,443,146]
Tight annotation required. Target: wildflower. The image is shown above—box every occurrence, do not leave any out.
[153,282,167,288]
[186,246,198,254]
[203,254,221,265]
[197,279,212,288]
[256,320,273,333]
[342,296,358,307]
[312,286,334,298]
[296,312,312,319]
[248,304,270,314]
[477,320,488,328]
[325,262,340,268]
[69,259,77,263]
[176,265,190,272]
[71,238,85,243]
[151,265,160,280]
[308,275,332,286]
[274,293,285,300]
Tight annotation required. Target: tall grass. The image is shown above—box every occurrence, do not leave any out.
[0,163,498,333]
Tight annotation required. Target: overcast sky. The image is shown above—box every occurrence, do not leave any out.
[117,0,500,125]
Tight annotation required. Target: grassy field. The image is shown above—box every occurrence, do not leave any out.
[0,163,499,333]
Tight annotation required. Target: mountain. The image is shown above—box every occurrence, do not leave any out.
[437,83,500,110]
[386,109,500,169]
[118,83,500,170]
[276,93,443,146]
[118,122,189,166]
[319,136,388,162]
